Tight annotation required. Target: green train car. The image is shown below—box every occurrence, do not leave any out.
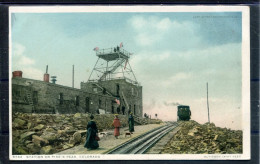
[177,105,191,121]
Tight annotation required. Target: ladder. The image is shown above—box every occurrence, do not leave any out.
[99,58,126,81]
[26,91,35,113]
[92,83,114,96]
[121,91,129,110]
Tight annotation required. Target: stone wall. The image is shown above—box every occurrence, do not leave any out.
[12,112,129,155]
[12,77,119,114]
[81,79,143,117]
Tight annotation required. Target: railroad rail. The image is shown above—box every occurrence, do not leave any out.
[106,122,179,154]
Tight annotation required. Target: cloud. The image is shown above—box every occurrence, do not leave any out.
[130,16,171,32]
[135,43,241,129]
[129,16,172,46]
[131,51,171,65]
[130,16,146,30]
[22,67,44,80]
[13,43,25,56]
[129,15,200,48]
[13,43,35,66]
[161,72,193,87]
[156,18,171,31]
[12,43,43,80]
[194,97,226,104]
[18,56,35,66]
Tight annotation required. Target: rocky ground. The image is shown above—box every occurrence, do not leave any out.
[161,120,242,154]
[12,112,131,155]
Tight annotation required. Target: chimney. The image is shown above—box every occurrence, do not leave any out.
[12,71,23,78]
[44,65,49,82]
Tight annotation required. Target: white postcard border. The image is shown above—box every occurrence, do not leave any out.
[9,5,250,160]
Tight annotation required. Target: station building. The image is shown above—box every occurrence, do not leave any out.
[12,46,143,117]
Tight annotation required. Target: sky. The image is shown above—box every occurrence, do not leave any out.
[11,11,243,130]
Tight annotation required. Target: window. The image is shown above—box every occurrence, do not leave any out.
[17,90,21,97]
[93,87,98,93]
[116,84,120,95]
[33,91,38,104]
[75,96,79,106]
[111,101,114,114]
[103,88,106,95]
[131,88,134,95]
[105,100,107,112]
[99,99,102,108]
[59,93,63,105]
[85,97,90,113]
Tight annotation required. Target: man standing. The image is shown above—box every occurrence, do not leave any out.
[128,112,135,133]
[122,106,125,115]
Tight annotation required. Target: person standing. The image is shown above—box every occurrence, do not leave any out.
[128,112,135,133]
[122,106,125,115]
[84,115,99,150]
[112,114,121,139]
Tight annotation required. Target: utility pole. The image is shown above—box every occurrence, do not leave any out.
[72,65,74,88]
[207,82,210,123]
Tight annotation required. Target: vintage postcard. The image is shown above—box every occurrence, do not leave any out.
[9,6,250,160]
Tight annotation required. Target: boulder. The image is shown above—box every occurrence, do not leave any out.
[68,138,75,146]
[20,131,36,140]
[161,121,242,154]
[57,130,66,136]
[26,143,41,154]
[40,132,58,144]
[27,122,33,129]
[45,127,56,133]
[40,145,54,154]
[74,113,82,118]
[34,124,45,131]
[36,118,44,124]
[72,131,82,144]
[64,126,76,134]
[13,146,28,155]
[12,113,131,154]
[32,135,49,146]
[78,130,87,135]
[25,140,32,145]
[63,143,74,149]
[13,118,26,128]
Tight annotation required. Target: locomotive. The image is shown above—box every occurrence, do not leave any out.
[177,105,191,121]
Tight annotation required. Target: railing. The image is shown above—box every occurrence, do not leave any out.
[88,77,140,86]
[96,47,132,58]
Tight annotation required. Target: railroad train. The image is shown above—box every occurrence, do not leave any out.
[177,105,191,121]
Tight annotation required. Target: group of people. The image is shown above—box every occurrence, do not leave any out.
[84,112,135,150]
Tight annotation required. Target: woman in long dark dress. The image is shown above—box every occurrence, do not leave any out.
[84,115,99,150]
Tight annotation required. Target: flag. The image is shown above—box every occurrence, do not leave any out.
[120,42,123,48]
[93,47,99,51]
[115,98,120,105]
[124,59,128,70]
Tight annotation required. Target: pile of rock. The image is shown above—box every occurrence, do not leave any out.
[12,112,128,155]
[161,120,242,154]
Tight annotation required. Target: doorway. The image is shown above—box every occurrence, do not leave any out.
[85,97,90,113]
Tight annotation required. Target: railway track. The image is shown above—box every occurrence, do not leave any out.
[106,122,179,154]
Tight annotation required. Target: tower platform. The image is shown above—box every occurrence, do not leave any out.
[96,48,131,61]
